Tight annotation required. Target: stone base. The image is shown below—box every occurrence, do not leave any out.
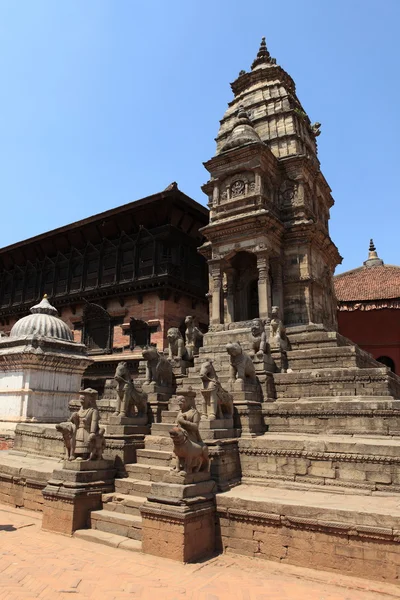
[233,400,264,437]
[199,418,237,440]
[141,500,215,562]
[109,415,148,426]
[207,439,241,491]
[263,397,400,435]
[149,474,216,504]
[217,483,400,584]
[142,383,174,423]
[238,432,400,491]
[0,451,58,512]
[42,459,116,535]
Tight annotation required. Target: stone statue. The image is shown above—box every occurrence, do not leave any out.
[56,388,105,461]
[311,122,321,137]
[113,361,147,418]
[250,318,268,358]
[142,345,173,387]
[226,342,257,385]
[184,316,204,360]
[169,426,209,475]
[175,394,202,443]
[269,306,289,352]
[199,359,233,420]
[167,327,189,375]
[167,327,188,361]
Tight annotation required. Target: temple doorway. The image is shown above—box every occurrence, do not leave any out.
[230,251,259,321]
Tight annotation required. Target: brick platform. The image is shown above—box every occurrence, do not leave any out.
[1,504,399,600]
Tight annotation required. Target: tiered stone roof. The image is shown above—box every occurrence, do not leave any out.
[334,241,400,310]
[215,37,320,164]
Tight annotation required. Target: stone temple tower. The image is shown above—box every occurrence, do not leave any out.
[200,38,341,329]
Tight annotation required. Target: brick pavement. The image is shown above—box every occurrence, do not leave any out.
[1,505,400,600]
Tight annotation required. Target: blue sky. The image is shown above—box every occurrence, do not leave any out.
[0,0,398,274]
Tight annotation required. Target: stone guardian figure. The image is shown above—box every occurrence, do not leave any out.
[57,388,105,461]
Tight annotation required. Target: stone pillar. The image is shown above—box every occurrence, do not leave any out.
[209,260,222,326]
[271,259,284,314]
[256,251,271,320]
[225,267,235,324]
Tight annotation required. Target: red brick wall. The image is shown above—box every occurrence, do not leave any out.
[0,291,209,356]
[337,308,400,374]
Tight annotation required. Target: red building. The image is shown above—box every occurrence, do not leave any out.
[334,241,400,373]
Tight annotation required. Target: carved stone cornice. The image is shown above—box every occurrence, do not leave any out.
[217,505,400,543]
[239,447,400,465]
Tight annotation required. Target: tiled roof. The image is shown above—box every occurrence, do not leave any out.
[334,265,400,302]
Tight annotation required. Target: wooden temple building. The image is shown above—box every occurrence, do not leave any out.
[0,183,209,393]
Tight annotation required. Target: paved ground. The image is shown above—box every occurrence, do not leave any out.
[1,505,400,600]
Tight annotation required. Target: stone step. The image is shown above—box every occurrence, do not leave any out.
[74,528,142,552]
[286,329,351,350]
[274,367,400,400]
[143,434,173,449]
[263,397,400,435]
[287,346,380,371]
[136,448,172,466]
[151,423,174,436]
[216,482,400,579]
[102,492,144,516]
[239,432,400,492]
[125,463,170,482]
[114,477,152,496]
[90,509,142,540]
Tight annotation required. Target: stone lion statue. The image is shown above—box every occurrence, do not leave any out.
[142,345,173,387]
[200,359,233,420]
[184,315,204,359]
[226,342,257,385]
[250,318,268,357]
[113,361,147,418]
[167,327,188,361]
[169,426,209,475]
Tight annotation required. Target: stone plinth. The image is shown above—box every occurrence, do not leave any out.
[199,417,236,440]
[142,382,174,423]
[216,483,400,584]
[42,459,115,535]
[141,471,216,562]
[106,415,150,476]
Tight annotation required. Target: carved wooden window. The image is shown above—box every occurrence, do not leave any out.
[138,244,153,277]
[70,260,83,291]
[25,270,37,301]
[101,251,117,285]
[120,249,134,281]
[83,303,111,354]
[85,255,99,289]
[13,271,24,304]
[1,273,12,306]
[55,263,68,295]
[129,318,152,349]
[42,268,55,297]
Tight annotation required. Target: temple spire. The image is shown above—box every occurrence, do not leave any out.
[364,238,384,267]
[251,37,276,70]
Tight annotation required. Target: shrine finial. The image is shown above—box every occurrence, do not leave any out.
[251,36,275,70]
[364,238,384,267]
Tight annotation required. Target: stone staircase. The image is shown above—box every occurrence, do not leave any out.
[74,414,175,551]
